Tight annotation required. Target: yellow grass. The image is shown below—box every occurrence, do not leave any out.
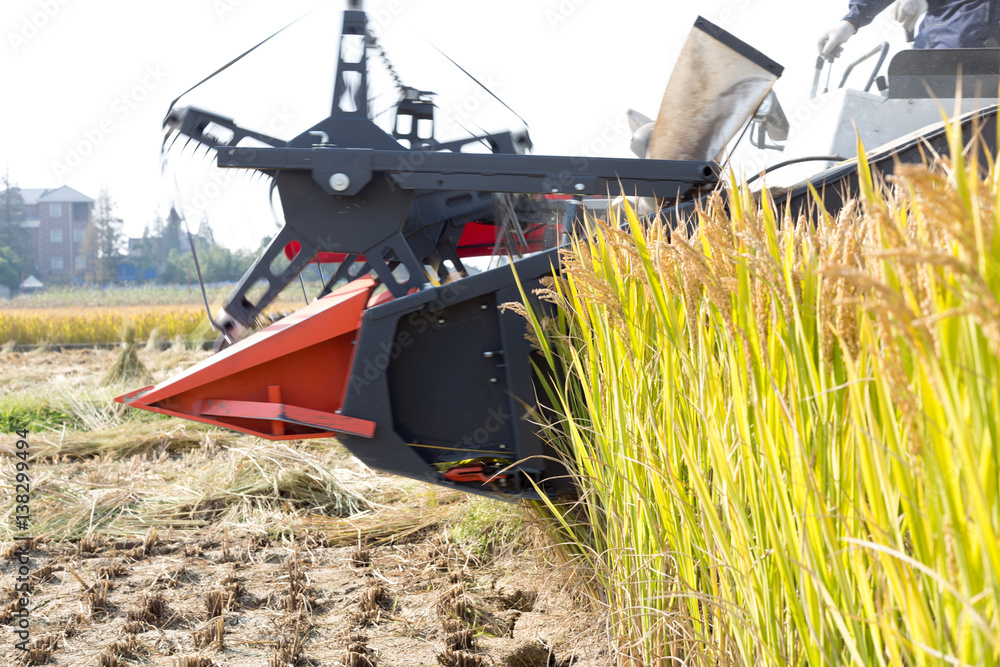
[0,306,206,345]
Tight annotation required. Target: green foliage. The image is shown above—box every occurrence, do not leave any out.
[84,187,124,284]
[0,173,27,258]
[131,211,183,280]
[159,243,255,284]
[0,245,22,292]
[131,210,255,285]
[0,397,74,432]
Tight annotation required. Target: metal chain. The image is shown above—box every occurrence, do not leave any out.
[367,29,405,94]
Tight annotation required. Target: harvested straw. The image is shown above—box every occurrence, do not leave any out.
[143,326,164,352]
[102,324,151,386]
[33,417,223,461]
[0,432,371,542]
[298,492,468,547]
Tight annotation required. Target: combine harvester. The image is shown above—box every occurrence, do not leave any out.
[117,1,1000,499]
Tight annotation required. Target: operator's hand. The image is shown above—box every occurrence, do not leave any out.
[892,0,928,32]
[817,20,856,61]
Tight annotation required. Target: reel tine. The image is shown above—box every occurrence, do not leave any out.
[165,132,181,153]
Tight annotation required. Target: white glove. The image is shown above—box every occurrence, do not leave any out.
[892,0,928,31]
[817,20,856,61]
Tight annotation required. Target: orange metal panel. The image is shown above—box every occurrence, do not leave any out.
[267,385,285,436]
[116,278,378,440]
[200,398,376,438]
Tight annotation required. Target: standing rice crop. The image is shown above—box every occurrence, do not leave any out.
[0,305,205,345]
[521,121,1000,665]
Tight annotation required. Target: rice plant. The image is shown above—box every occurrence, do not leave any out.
[0,305,205,344]
[521,121,1000,665]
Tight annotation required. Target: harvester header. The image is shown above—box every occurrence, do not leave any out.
[118,2,999,499]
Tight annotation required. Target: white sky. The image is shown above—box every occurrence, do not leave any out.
[1,0,915,250]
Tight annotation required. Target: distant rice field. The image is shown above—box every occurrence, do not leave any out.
[5,276,332,310]
[7,284,232,308]
[0,306,207,345]
[0,274,340,345]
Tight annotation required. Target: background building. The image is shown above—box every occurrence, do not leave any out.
[21,186,95,285]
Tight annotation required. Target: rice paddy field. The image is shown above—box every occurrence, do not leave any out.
[0,279,332,347]
[0,347,605,666]
[4,126,999,665]
[1,284,221,347]
[0,306,207,346]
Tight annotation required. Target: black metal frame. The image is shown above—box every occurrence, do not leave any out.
[167,7,719,327]
[159,2,1000,499]
[338,248,568,497]
[888,48,1000,98]
[162,4,724,499]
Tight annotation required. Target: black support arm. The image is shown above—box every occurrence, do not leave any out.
[216,146,720,198]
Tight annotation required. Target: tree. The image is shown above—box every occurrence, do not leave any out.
[159,248,194,284]
[84,187,124,284]
[128,213,167,280]
[0,246,21,292]
[196,214,214,247]
[1,170,28,278]
[163,207,182,254]
[135,211,253,285]
[159,242,254,284]
[159,211,254,284]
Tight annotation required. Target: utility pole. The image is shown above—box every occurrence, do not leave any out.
[69,208,75,286]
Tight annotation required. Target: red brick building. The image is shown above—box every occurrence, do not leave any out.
[21,186,95,285]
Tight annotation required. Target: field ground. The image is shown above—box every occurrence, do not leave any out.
[0,348,607,666]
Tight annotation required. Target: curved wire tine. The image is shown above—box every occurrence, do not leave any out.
[163,3,324,122]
